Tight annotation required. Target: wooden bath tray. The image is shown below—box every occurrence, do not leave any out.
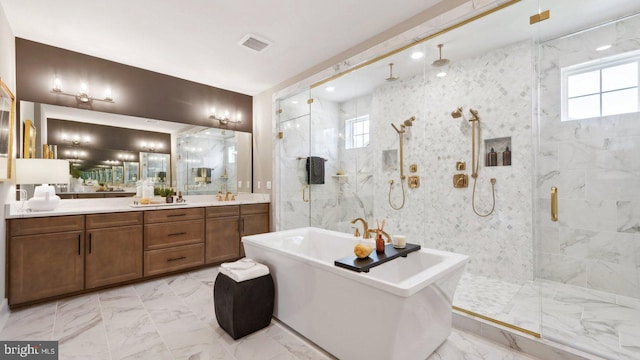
[334,243,421,273]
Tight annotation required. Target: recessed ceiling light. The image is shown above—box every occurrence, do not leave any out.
[436,72,447,77]
[325,86,335,92]
[411,51,424,60]
[291,100,298,104]
[596,44,611,51]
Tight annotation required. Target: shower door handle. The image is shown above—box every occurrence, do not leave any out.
[550,187,558,222]
[302,185,310,203]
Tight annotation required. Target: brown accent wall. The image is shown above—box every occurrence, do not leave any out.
[16,38,252,133]
[47,119,170,170]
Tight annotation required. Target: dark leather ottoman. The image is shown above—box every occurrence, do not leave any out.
[214,272,275,339]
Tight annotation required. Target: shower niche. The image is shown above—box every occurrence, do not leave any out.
[484,137,511,167]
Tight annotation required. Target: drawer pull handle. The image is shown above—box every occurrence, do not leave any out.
[168,232,187,237]
[168,214,187,217]
[78,235,81,255]
[89,233,92,254]
[167,256,187,262]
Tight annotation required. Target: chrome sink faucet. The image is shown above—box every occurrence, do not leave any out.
[350,218,371,239]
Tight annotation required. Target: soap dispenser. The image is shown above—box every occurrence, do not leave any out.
[487,148,498,166]
[503,146,511,166]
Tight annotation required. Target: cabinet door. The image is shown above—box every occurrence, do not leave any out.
[206,216,239,264]
[86,226,143,289]
[9,231,84,305]
[240,213,270,257]
[241,213,270,236]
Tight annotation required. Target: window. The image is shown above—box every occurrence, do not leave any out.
[562,51,640,121]
[345,115,370,149]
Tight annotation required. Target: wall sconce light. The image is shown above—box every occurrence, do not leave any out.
[209,107,242,125]
[141,142,163,152]
[61,133,91,145]
[64,149,87,159]
[117,153,136,160]
[51,77,114,104]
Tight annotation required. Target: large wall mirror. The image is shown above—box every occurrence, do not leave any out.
[19,101,252,194]
[0,79,16,180]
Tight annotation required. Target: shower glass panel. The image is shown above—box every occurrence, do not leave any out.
[276,90,312,230]
[308,69,377,231]
[275,0,542,337]
[535,4,640,358]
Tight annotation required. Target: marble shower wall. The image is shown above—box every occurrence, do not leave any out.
[537,14,640,298]
[371,41,534,284]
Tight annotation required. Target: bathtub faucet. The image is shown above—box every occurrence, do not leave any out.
[350,217,371,239]
[368,229,392,244]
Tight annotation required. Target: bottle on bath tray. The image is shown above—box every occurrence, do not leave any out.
[375,230,385,253]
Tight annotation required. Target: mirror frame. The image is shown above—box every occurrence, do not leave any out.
[0,78,16,180]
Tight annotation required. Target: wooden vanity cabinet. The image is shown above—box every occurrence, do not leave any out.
[85,212,143,289]
[205,205,240,264]
[8,216,85,305]
[6,203,270,307]
[143,208,205,276]
[240,204,270,256]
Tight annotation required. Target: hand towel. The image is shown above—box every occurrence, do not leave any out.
[306,156,325,184]
[219,258,270,282]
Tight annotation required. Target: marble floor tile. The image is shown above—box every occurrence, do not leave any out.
[453,273,640,360]
[8,266,628,360]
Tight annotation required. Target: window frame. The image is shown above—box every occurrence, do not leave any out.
[561,51,640,121]
[344,115,370,150]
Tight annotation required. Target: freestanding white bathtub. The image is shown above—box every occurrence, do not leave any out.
[242,227,469,360]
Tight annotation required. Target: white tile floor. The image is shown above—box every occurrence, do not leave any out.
[454,273,640,360]
[0,266,538,360]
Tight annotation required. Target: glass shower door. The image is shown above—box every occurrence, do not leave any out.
[535,3,640,358]
[276,90,312,230]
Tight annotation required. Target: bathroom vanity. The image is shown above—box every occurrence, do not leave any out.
[5,194,270,308]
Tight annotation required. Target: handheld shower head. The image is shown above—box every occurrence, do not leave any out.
[468,109,479,122]
[391,123,404,134]
[451,107,463,119]
[403,116,416,126]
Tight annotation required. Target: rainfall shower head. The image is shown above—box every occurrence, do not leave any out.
[451,107,463,118]
[385,63,399,81]
[431,44,450,67]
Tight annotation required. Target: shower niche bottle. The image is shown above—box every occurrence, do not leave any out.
[486,148,498,166]
[503,146,511,166]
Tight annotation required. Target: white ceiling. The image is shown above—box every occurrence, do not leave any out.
[0,0,447,96]
[311,0,640,103]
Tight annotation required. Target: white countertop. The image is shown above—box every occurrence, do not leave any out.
[5,193,270,219]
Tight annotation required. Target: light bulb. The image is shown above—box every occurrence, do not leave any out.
[53,77,62,91]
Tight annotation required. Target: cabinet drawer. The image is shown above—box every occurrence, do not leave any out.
[240,203,269,215]
[144,219,204,250]
[144,207,204,224]
[86,212,143,229]
[10,215,84,236]
[144,243,204,276]
[206,205,239,218]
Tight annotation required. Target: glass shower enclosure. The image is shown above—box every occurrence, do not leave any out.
[274,0,640,358]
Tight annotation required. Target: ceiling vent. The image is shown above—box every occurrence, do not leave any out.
[239,33,271,52]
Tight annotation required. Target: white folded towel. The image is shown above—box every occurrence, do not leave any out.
[219,258,270,282]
